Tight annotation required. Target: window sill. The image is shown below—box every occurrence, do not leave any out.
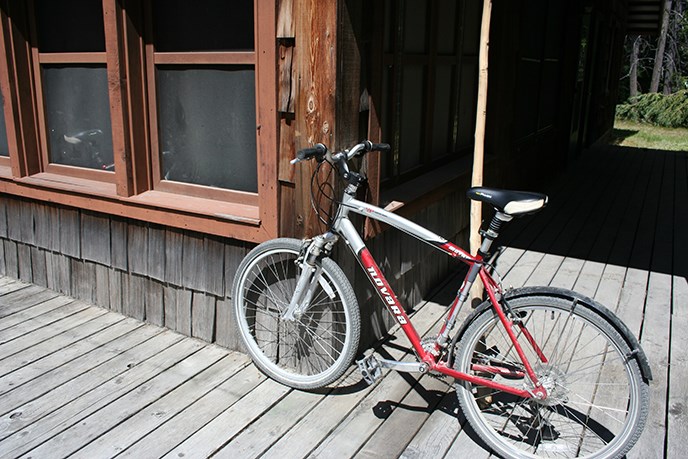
[127,190,259,225]
[0,173,265,242]
[18,172,117,197]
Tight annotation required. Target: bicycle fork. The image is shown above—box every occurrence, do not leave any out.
[281,232,339,321]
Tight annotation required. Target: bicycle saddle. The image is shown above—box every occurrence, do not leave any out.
[467,187,547,216]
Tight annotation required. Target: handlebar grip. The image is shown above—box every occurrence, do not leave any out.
[370,143,391,153]
[296,143,327,161]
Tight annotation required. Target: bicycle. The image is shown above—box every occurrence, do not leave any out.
[231,140,651,458]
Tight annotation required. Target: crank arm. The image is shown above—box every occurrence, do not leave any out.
[376,357,428,374]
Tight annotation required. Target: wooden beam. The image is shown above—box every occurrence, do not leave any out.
[290,0,339,238]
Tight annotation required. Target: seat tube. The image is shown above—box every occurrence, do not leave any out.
[438,261,482,344]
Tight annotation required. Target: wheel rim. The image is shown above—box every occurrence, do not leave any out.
[456,303,641,458]
[236,247,352,385]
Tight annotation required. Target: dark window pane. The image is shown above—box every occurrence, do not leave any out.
[152,0,254,52]
[0,91,8,157]
[539,61,560,129]
[34,0,105,53]
[156,65,257,192]
[457,61,477,149]
[381,66,392,180]
[515,60,540,138]
[462,0,482,54]
[544,1,565,58]
[437,0,457,54]
[431,66,452,159]
[42,65,114,170]
[383,0,395,53]
[404,0,427,54]
[519,0,546,59]
[399,66,424,173]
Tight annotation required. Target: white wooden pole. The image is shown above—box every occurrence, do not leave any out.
[470,0,492,304]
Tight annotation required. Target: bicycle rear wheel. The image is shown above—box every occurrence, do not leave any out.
[453,294,649,458]
[231,238,360,389]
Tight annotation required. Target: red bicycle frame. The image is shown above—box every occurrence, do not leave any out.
[333,194,550,400]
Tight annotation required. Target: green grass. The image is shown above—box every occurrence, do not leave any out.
[611,119,688,151]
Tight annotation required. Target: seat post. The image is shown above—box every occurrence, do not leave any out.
[478,212,512,258]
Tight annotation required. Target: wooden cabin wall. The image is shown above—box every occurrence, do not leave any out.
[0,194,251,351]
[0,0,634,353]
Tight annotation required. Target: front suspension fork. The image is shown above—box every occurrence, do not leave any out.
[282,232,338,321]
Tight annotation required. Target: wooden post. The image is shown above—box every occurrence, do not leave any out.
[283,0,361,239]
[470,0,492,303]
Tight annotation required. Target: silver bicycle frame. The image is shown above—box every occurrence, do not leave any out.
[279,188,455,324]
[333,189,448,254]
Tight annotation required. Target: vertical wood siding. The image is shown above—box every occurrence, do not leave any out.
[0,191,468,350]
[0,194,253,349]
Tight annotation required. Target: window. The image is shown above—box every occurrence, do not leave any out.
[32,0,115,177]
[514,0,564,141]
[0,0,278,240]
[145,0,259,201]
[0,91,8,158]
[379,0,482,186]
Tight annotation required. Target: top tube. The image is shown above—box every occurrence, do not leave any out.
[335,193,476,263]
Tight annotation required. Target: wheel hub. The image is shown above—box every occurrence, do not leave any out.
[530,364,569,406]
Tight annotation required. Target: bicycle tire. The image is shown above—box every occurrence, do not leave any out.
[231,238,360,389]
[453,294,649,458]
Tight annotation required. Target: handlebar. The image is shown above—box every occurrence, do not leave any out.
[291,140,390,187]
[290,140,390,165]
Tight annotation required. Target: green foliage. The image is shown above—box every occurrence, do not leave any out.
[616,91,688,128]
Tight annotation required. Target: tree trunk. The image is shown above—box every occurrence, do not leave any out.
[630,36,640,98]
[650,0,673,93]
[663,0,679,94]
[662,43,675,94]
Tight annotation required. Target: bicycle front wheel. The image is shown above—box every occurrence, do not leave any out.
[454,294,649,459]
[231,238,360,389]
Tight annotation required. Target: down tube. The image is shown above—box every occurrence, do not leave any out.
[359,249,424,354]
[338,219,424,354]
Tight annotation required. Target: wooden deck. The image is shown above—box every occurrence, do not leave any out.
[0,144,685,458]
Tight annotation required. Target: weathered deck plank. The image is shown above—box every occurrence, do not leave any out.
[0,311,125,382]
[0,332,194,457]
[667,275,688,459]
[0,295,78,334]
[356,376,453,458]
[40,346,229,459]
[666,149,688,458]
[75,352,248,457]
[0,285,59,318]
[161,379,291,459]
[117,364,265,458]
[399,392,464,459]
[0,307,108,360]
[0,296,91,344]
[0,318,140,397]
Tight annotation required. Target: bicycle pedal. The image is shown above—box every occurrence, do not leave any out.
[356,353,382,385]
